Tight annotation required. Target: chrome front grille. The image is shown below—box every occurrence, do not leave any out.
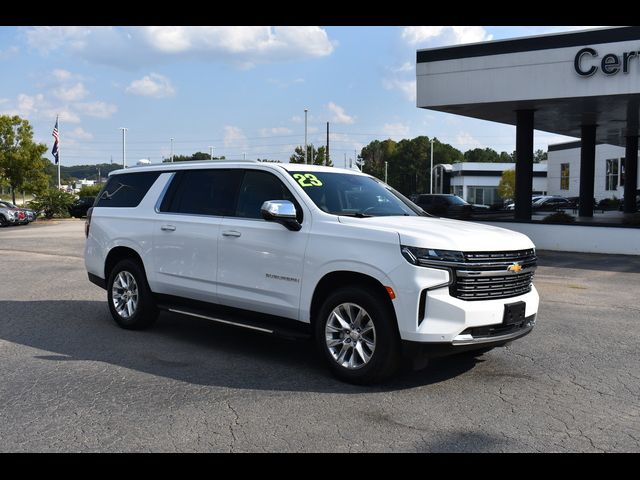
[450,249,537,301]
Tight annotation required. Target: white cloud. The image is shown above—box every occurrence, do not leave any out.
[43,108,81,124]
[0,46,19,59]
[223,126,247,148]
[455,132,483,151]
[67,127,93,140]
[126,73,175,98]
[0,93,83,124]
[259,127,293,136]
[52,69,74,81]
[382,123,410,139]
[53,82,88,101]
[75,101,117,118]
[16,93,44,114]
[382,77,416,103]
[402,26,492,46]
[327,102,355,125]
[25,26,335,69]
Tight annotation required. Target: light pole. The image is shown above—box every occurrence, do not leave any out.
[430,138,434,194]
[209,146,214,160]
[385,161,388,184]
[119,127,127,168]
[304,108,308,164]
[170,137,174,163]
[243,152,246,160]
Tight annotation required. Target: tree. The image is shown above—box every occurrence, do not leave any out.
[497,169,516,201]
[163,152,225,163]
[534,149,548,163]
[463,147,501,163]
[0,115,49,203]
[289,144,333,166]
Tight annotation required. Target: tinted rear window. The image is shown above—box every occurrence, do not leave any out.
[161,169,244,216]
[95,172,161,208]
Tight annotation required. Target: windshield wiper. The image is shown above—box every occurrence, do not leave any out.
[341,212,374,218]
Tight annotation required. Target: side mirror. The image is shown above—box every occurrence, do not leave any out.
[261,200,302,231]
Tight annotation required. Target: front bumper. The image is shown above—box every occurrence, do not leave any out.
[402,313,536,359]
[388,259,539,343]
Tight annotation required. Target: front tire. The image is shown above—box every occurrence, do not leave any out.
[315,286,401,385]
[107,258,158,330]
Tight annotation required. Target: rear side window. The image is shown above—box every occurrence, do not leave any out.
[95,172,161,208]
[160,169,244,216]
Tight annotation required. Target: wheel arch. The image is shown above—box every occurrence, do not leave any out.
[104,246,147,283]
[309,271,399,334]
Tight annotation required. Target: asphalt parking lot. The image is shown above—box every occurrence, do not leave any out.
[0,219,639,452]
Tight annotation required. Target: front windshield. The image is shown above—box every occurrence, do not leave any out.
[288,171,423,217]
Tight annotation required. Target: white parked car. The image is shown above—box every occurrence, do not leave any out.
[84,162,539,384]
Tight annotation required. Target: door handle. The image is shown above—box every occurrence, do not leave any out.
[222,230,241,238]
[161,224,176,231]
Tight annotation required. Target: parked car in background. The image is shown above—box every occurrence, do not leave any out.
[0,201,33,224]
[0,202,21,227]
[413,194,472,219]
[68,197,96,218]
[505,195,549,211]
[532,196,574,211]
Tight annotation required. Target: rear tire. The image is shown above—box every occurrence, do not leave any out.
[314,286,401,385]
[107,258,158,330]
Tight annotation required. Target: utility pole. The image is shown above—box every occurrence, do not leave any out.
[430,138,434,194]
[304,108,308,164]
[120,127,127,168]
[209,146,214,161]
[170,137,174,163]
[385,161,388,184]
[243,152,246,160]
[326,122,330,166]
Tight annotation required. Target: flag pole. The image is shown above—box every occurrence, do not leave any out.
[57,115,61,190]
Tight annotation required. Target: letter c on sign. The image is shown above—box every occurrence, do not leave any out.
[575,47,598,76]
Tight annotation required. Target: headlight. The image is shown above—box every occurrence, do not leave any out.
[401,245,464,266]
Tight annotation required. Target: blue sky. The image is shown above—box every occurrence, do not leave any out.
[0,26,599,168]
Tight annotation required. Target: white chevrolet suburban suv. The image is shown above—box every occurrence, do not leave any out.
[85,161,539,384]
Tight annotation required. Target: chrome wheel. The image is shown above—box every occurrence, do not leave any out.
[111,271,139,319]
[325,302,376,370]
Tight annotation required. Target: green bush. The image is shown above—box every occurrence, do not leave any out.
[78,184,102,197]
[598,197,622,210]
[542,211,575,223]
[29,188,75,219]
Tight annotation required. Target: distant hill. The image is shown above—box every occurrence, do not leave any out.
[59,163,123,181]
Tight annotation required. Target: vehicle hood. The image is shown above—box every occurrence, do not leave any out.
[338,215,535,251]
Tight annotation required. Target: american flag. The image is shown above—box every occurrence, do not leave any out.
[51,117,59,165]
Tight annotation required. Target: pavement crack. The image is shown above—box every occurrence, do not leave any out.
[225,400,240,453]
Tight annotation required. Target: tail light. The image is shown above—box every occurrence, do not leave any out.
[85,207,93,238]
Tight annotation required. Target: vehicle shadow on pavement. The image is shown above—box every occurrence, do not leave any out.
[0,300,480,393]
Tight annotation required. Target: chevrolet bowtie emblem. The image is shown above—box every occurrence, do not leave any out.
[507,263,522,273]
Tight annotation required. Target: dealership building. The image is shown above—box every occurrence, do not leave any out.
[417,26,640,254]
[433,162,548,205]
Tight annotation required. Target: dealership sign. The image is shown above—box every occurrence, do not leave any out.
[574,47,638,76]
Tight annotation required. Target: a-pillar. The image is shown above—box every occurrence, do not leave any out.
[579,125,596,217]
[624,135,638,214]
[515,110,534,221]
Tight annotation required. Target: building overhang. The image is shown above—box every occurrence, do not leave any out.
[417,27,640,147]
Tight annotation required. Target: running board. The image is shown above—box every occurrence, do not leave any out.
[157,303,311,341]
